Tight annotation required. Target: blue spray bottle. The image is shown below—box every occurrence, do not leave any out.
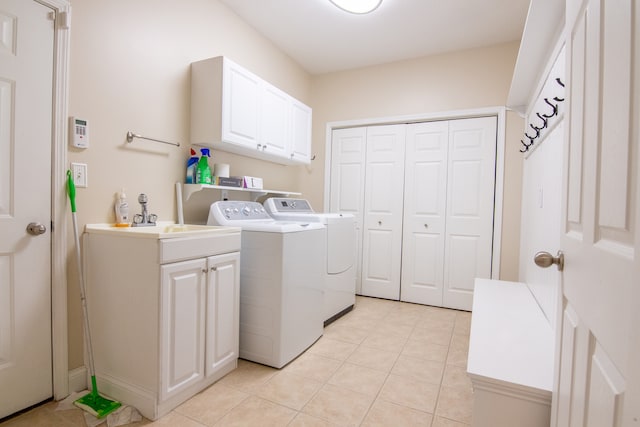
[186,147,199,184]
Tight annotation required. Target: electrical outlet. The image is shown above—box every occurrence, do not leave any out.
[71,163,88,187]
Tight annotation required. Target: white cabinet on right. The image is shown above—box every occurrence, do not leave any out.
[329,116,497,310]
[191,56,312,165]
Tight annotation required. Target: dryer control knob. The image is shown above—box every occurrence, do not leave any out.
[242,206,251,216]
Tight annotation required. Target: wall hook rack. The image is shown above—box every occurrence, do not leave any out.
[519,82,566,155]
[126,131,180,147]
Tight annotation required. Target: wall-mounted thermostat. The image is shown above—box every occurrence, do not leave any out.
[70,117,89,148]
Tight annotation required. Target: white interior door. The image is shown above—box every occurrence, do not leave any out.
[442,117,497,310]
[329,127,367,294]
[553,0,640,425]
[361,124,406,300]
[401,121,449,305]
[0,0,54,418]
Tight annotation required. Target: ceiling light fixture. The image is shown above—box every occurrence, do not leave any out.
[329,0,383,14]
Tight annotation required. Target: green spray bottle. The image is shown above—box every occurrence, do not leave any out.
[196,148,212,184]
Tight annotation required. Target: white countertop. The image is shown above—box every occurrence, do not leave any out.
[84,221,240,239]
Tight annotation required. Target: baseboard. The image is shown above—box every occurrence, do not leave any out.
[68,366,87,393]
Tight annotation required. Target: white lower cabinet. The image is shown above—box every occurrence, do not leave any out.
[83,226,240,420]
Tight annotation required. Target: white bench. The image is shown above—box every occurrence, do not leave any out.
[467,279,555,427]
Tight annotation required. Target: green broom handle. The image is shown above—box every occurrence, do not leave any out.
[66,170,76,213]
[67,170,97,383]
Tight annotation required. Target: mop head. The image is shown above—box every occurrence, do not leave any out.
[74,389,121,419]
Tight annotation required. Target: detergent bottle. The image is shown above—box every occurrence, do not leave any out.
[186,147,199,184]
[196,148,212,184]
[114,189,130,227]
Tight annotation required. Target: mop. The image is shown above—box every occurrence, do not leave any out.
[67,170,122,418]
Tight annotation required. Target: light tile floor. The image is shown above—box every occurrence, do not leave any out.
[0,296,473,427]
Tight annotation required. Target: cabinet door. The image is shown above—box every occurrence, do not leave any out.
[160,259,207,401]
[260,84,289,158]
[401,121,449,305]
[330,127,367,294]
[222,59,260,149]
[442,117,496,310]
[290,99,312,163]
[361,124,406,300]
[205,252,240,377]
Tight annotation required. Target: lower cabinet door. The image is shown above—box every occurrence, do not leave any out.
[205,252,240,377]
[160,258,207,401]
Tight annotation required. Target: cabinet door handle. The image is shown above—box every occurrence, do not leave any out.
[257,143,262,150]
[210,266,217,272]
[424,224,429,229]
[378,220,382,226]
[202,268,207,273]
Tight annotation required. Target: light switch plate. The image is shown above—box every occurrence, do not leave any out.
[71,163,88,188]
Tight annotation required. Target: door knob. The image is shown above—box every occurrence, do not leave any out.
[378,221,382,226]
[534,250,564,271]
[27,222,47,235]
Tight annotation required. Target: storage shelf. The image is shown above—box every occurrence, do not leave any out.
[182,183,301,201]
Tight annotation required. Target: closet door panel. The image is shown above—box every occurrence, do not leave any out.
[330,127,366,294]
[361,124,406,300]
[401,121,449,305]
[443,117,497,310]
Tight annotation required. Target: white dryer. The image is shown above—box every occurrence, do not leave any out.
[263,198,356,324]
[207,201,325,368]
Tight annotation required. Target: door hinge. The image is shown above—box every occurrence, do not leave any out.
[56,11,71,30]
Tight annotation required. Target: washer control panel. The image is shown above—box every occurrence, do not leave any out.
[264,198,313,213]
[211,201,270,221]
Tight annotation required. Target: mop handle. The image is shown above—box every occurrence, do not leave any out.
[67,171,97,379]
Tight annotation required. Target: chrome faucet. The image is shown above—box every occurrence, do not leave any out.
[132,193,157,227]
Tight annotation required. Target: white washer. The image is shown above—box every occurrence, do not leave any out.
[264,198,356,324]
[207,201,324,368]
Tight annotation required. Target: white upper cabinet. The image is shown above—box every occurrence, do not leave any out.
[191,56,312,165]
[289,99,312,163]
[222,59,261,149]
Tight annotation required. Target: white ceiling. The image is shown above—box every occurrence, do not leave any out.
[219,0,532,75]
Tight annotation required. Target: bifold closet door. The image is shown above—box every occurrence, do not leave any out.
[442,117,497,310]
[329,127,367,294]
[360,125,406,300]
[400,121,450,305]
[400,117,496,310]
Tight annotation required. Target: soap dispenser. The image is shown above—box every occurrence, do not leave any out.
[114,189,130,227]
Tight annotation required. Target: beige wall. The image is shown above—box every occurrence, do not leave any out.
[66,2,523,370]
[300,41,523,280]
[66,0,312,369]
